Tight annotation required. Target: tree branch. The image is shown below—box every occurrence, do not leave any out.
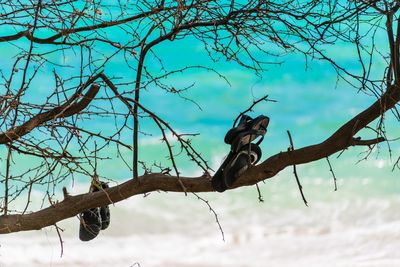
[0,77,101,144]
[1,83,399,234]
[0,7,172,45]
[351,137,386,146]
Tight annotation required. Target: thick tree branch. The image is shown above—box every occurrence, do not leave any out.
[1,84,399,234]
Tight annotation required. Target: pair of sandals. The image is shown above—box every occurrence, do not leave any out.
[79,181,111,241]
[212,115,269,192]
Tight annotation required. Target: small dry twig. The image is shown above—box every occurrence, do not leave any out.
[287,130,308,207]
[326,157,338,191]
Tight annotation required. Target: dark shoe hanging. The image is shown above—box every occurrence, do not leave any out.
[211,115,269,192]
[96,182,111,230]
[79,181,111,241]
[79,208,102,241]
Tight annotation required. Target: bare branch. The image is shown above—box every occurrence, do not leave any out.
[0,80,100,144]
[351,137,386,146]
[326,157,338,191]
[287,130,308,207]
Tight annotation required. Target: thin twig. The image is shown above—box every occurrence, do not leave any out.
[326,157,338,191]
[192,192,225,241]
[287,130,308,207]
[22,180,34,214]
[4,144,12,215]
[255,183,264,203]
[54,223,64,258]
[232,95,275,127]
[152,116,187,195]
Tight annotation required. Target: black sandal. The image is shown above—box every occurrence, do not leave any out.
[79,208,102,241]
[225,115,269,149]
[79,181,111,241]
[223,143,262,188]
[211,115,269,192]
[92,181,111,230]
